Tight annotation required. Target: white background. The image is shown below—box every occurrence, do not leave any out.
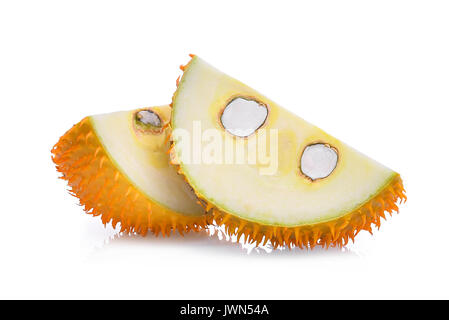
[1,0,448,299]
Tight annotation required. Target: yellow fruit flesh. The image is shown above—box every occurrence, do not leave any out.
[52,106,209,236]
[170,56,406,248]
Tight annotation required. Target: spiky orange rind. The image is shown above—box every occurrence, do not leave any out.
[52,117,211,237]
[211,174,406,249]
[168,133,406,248]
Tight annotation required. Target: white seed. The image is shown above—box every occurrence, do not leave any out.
[301,144,338,180]
[137,110,161,127]
[220,98,268,137]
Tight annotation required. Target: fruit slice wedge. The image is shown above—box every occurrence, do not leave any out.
[52,105,209,236]
[170,56,406,248]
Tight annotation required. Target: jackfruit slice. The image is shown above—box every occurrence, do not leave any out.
[170,56,406,248]
[52,105,209,236]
